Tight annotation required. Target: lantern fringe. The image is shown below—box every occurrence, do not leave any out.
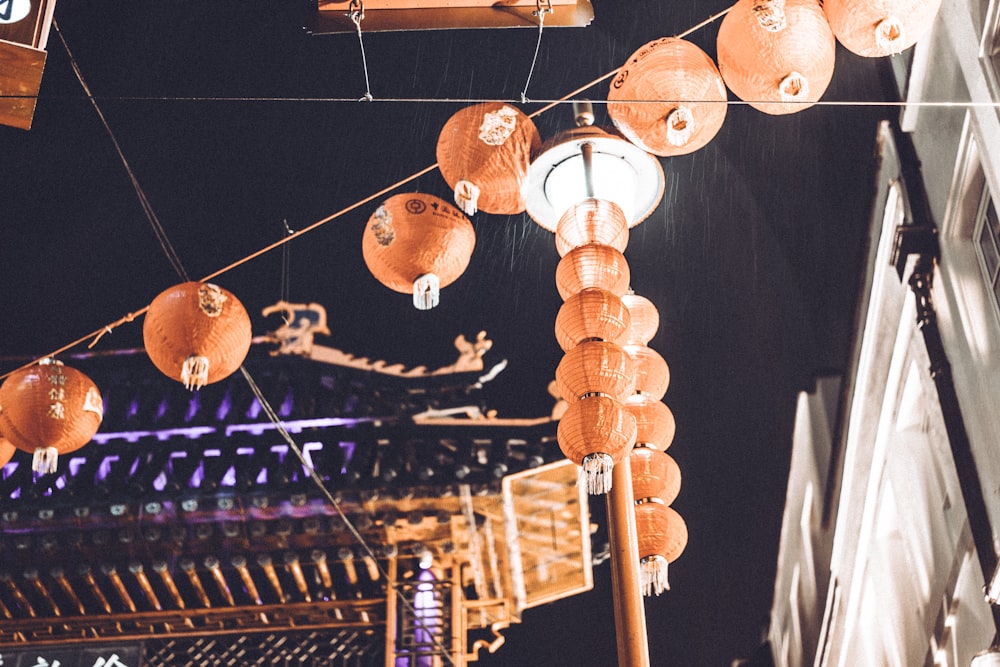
[666,106,695,147]
[33,447,59,475]
[779,72,808,102]
[875,17,905,53]
[580,452,614,495]
[181,355,211,391]
[640,555,670,596]
[454,180,481,216]
[412,273,441,310]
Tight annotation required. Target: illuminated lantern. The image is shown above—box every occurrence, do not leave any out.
[716,0,836,115]
[556,340,636,404]
[0,437,16,468]
[554,198,630,256]
[557,394,637,494]
[555,244,631,301]
[624,395,676,450]
[362,192,476,310]
[555,288,631,352]
[143,282,253,390]
[823,0,942,57]
[436,102,542,215]
[0,359,103,474]
[621,291,660,346]
[634,501,687,595]
[608,37,727,156]
[624,344,671,400]
[630,446,681,504]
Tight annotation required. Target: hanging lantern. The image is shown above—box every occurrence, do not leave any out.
[608,37,728,156]
[634,501,688,595]
[362,192,476,310]
[557,394,637,495]
[0,359,103,474]
[555,340,636,404]
[823,0,942,57]
[143,282,253,391]
[555,244,631,301]
[624,395,676,450]
[624,344,671,400]
[555,288,632,352]
[0,437,16,468]
[436,102,542,215]
[630,446,681,505]
[716,0,836,115]
[554,198,630,257]
[621,291,660,346]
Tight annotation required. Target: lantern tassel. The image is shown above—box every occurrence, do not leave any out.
[665,106,695,147]
[412,274,441,310]
[33,447,59,475]
[453,180,481,216]
[181,355,211,390]
[580,452,614,495]
[778,72,809,102]
[640,555,669,596]
[875,17,905,54]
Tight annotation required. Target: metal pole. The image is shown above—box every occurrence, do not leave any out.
[606,453,650,667]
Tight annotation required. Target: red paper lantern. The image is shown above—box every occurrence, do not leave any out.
[557,394,637,495]
[608,37,728,156]
[362,192,476,310]
[554,198,630,257]
[624,395,676,450]
[555,340,636,404]
[144,282,253,391]
[634,501,688,595]
[621,291,660,346]
[716,0,836,115]
[555,244,631,301]
[823,0,942,57]
[624,344,671,400]
[0,359,103,473]
[555,288,632,352]
[436,102,542,215]
[630,445,681,504]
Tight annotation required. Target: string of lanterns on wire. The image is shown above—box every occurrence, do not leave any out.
[0,0,942,594]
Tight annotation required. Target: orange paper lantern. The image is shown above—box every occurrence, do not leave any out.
[823,0,942,57]
[554,198,629,257]
[556,340,637,404]
[634,501,688,595]
[0,359,103,473]
[555,288,632,352]
[716,0,836,115]
[362,192,476,310]
[630,445,681,504]
[625,344,671,400]
[0,437,17,468]
[436,102,541,215]
[557,394,637,494]
[621,291,660,345]
[555,244,631,301]
[608,37,728,156]
[143,282,253,390]
[624,395,676,450]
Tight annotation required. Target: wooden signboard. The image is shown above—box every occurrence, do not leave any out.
[0,0,57,130]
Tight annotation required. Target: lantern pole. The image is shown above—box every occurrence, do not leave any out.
[606,452,650,667]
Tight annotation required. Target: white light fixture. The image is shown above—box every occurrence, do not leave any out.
[972,647,1000,667]
[523,101,665,232]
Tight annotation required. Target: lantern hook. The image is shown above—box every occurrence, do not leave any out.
[347,0,374,102]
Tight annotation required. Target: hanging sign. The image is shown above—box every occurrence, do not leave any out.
[0,645,141,667]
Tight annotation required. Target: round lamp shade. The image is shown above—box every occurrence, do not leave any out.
[555,287,632,352]
[362,193,476,310]
[717,0,836,115]
[634,502,688,595]
[555,244,631,301]
[436,103,542,215]
[555,340,636,403]
[621,291,660,345]
[630,445,681,504]
[608,37,728,156]
[554,198,630,257]
[625,344,671,400]
[823,0,942,57]
[0,359,103,473]
[557,394,637,495]
[144,282,253,391]
[624,395,676,449]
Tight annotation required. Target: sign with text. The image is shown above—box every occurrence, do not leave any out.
[0,645,141,667]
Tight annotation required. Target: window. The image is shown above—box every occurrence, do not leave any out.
[974,189,1000,323]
